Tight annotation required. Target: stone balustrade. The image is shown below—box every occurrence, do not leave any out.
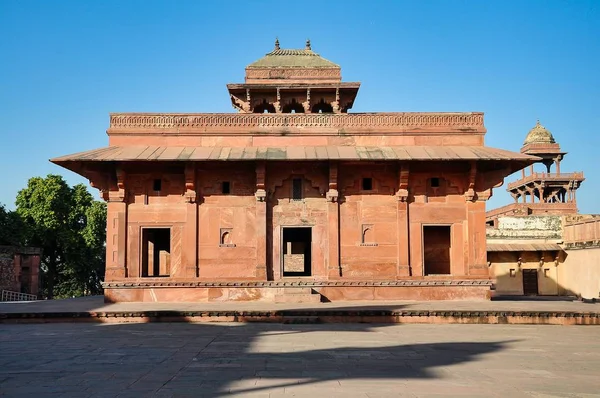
[507,172,585,190]
[109,112,485,130]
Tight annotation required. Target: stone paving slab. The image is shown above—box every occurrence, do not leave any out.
[1,322,599,397]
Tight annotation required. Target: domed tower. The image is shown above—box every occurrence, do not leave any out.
[506,121,584,214]
[226,39,360,114]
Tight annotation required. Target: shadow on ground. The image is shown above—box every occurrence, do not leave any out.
[0,311,514,397]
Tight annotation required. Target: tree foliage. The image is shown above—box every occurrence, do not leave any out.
[0,204,25,246]
[15,174,106,299]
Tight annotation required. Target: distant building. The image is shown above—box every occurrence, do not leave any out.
[0,246,41,298]
[52,40,534,303]
[487,122,599,299]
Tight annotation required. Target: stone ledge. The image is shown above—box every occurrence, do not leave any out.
[563,241,600,250]
[2,309,599,325]
[101,280,494,289]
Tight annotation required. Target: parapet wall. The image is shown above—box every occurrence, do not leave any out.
[563,215,600,248]
[486,215,562,241]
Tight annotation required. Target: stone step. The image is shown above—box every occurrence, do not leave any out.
[274,293,322,304]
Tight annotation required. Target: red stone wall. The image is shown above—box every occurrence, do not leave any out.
[339,165,398,279]
[267,162,329,280]
[126,172,187,279]
[198,164,258,279]
[101,160,491,288]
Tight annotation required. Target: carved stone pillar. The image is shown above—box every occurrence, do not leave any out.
[396,164,411,277]
[332,87,341,114]
[182,163,198,278]
[105,168,128,280]
[303,88,311,113]
[255,162,268,279]
[326,161,340,278]
[274,88,282,114]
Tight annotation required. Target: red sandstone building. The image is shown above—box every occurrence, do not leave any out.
[52,41,536,302]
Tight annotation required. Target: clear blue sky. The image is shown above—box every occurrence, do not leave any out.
[1,0,598,213]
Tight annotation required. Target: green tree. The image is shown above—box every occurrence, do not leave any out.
[0,204,25,246]
[15,175,106,299]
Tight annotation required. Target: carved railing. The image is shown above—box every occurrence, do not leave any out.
[507,172,585,190]
[109,112,485,129]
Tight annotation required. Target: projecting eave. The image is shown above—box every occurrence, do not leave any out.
[51,145,539,179]
[487,243,564,252]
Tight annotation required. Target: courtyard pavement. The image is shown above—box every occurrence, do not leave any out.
[1,322,599,397]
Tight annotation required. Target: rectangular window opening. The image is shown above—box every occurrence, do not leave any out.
[430,177,440,188]
[292,178,303,200]
[362,177,373,191]
[222,181,231,194]
[141,228,171,277]
[153,179,162,191]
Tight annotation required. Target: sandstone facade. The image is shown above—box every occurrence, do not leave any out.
[52,41,534,302]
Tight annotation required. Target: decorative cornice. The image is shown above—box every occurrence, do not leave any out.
[109,112,485,130]
[101,280,494,288]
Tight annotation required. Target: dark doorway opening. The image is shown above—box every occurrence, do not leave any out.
[522,269,539,295]
[282,227,312,277]
[423,225,451,275]
[141,228,171,277]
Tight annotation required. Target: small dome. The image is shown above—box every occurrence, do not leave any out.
[524,120,556,145]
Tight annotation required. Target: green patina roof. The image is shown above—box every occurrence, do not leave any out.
[524,120,556,145]
[247,48,340,69]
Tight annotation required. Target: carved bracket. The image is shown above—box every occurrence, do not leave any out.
[464,161,477,201]
[326,161,339,202]
[184,163,197,203]
[87,171,110,201]
[395,164,410,202]
[108,167,126,202]
[255,162,267,202]
[230,94,251,113]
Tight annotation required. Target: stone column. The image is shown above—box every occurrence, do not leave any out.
[182,163,198,278]
[326,161,340,278]
[465,163,488,276]
[105,169,128,279]
[466,197,488,276]
[255,162,268,280]
[105,201,128,279]
[396,164,411,277]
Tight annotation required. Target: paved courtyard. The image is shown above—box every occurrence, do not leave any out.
[1,322,599,397]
